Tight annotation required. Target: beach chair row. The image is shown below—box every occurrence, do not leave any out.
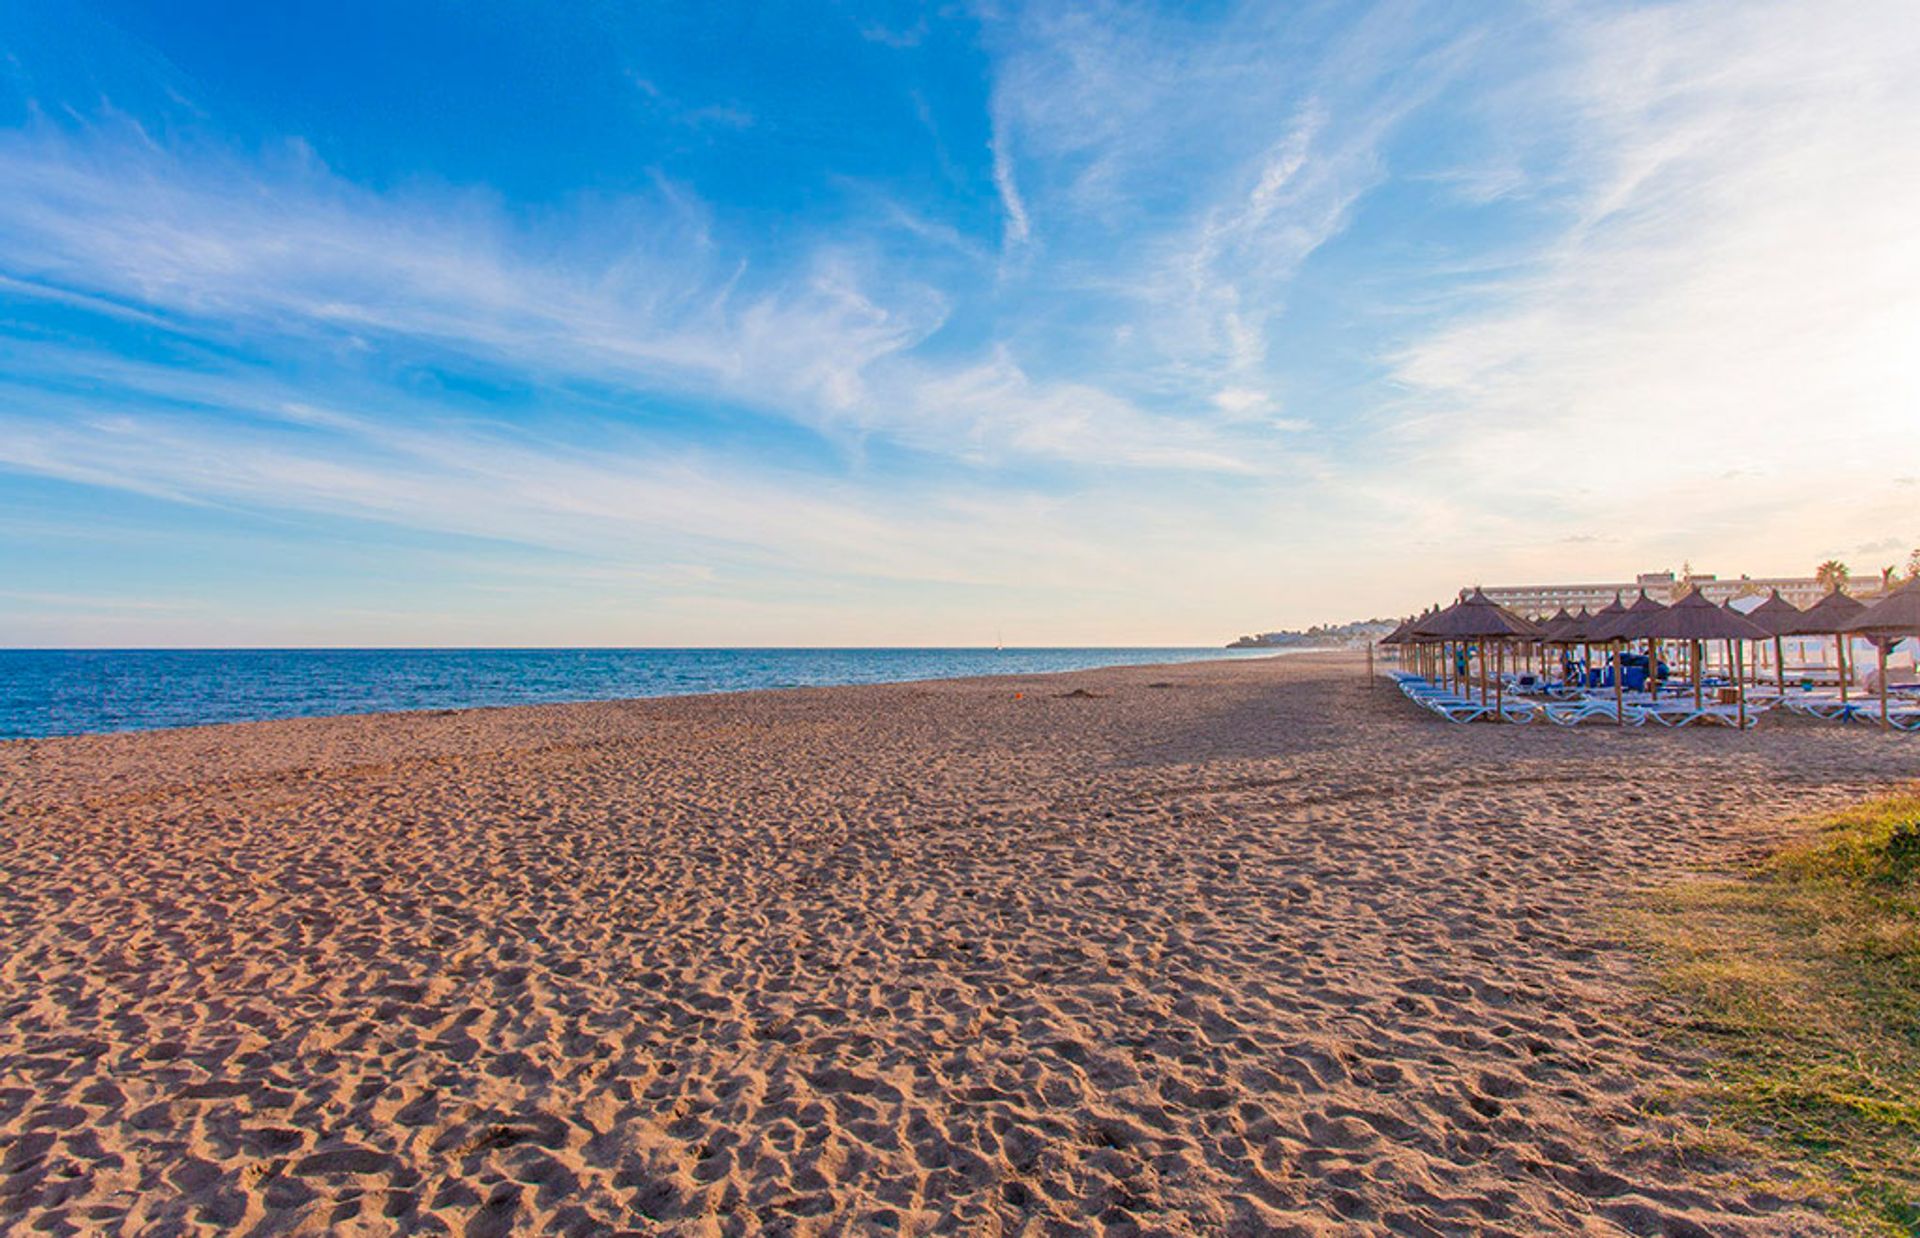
[1392,669,1920,730]
[1534,694,1770,728]
[1777,693,1920,730]
[1393,672,1537,723]
[1389,672,1777,728]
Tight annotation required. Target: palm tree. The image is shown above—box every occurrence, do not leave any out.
[1906,547,1920,581]
[1816,559,1851,592]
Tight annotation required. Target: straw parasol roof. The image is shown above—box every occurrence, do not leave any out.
[1613,588,1769,641]
[1535,607,1576,642]
[1841,575,1920,637]
[1739,589,1804,636]
[1378,613,1419,646]
[1413,590,1542,640]
[1580,595,1628,640]
[1785,589,1867,635]
[1550,606,1595,644]
[1389,605,1442,643]
[1588,589,1666,641]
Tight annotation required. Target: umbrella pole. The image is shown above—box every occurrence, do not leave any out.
[1479,642,1488,706]
[1738,641,1747,729]
[1613,641,1625,725]
[1880,640,1890,730]
[1839,635,1850,706]
[1774,635,1785,695]
[1496,642,1505,716]
[1693,641,1702,709]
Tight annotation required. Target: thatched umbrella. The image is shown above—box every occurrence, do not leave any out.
[1410,603,1463,690]
[1411,598,1464,695]
[1552,606,1592,637]
[1517,608,1568,678]
[1841,576,1920,729]
[1415,605,1443,683]
[1615,590,1769,724]
[1533,607,1582,686]
[1787,589,1868,707]
[1584,595,1627,632]
[1590,590,1670,716]
[1377,612,1425,680]
[1414,590,1542,713]
[1578,595,1629,707]
[1409,604,1445,686]
[1738,590,1804,694]
[1558,605,1595,686]
[1388,608,1419,675]
[1535,607,1575,641]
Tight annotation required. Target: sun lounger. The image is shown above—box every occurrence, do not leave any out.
[1780,692,1854,719]
[1424,697,1495,722]
[1643,701,1769,729]
[1394,676,1536,723]
[1542,698,1647,727]
[1843,700,1920,731]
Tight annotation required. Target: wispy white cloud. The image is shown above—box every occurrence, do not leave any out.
[1376,0,1920,581]
[627,74,756,130]
[976,0,1465,408]
[0,121,1263,474]
[0,127,921,411]
[988,108,1031,253]
[0,336,1297,603]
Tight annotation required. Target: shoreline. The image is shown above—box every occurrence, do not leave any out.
[5,651,1913,1233]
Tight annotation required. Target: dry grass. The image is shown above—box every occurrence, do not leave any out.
[1623,789,1920,1235]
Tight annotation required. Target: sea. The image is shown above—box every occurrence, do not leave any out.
[0,647,1279,740]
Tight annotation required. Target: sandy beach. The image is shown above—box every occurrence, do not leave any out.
[2,651,1913,1236]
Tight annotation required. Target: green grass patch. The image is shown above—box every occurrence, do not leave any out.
[1623,789,1920,1236]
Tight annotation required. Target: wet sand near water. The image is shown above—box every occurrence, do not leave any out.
[2,652,1913,1235]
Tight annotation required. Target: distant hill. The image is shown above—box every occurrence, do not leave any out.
[1227,619,1399,649]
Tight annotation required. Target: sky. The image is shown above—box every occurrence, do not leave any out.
[2,0,1917,647]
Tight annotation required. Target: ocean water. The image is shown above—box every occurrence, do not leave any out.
[0,647,1275,740]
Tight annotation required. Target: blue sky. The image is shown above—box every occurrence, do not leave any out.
[2,1,1916,645]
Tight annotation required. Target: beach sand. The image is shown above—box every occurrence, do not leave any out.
[2,652,1913,1235]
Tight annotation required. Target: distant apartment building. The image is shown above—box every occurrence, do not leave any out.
[1469,570,1882,617]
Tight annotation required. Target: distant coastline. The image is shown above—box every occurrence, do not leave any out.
[1226,619,1397,649]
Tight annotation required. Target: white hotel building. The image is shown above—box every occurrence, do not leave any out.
[1470,571,1882,618]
